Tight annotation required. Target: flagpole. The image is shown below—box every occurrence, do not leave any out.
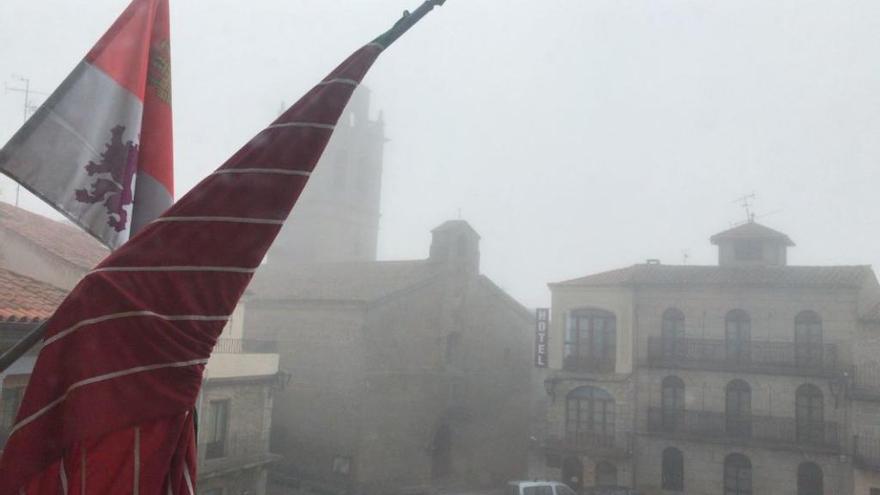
[0,321,47,373]
[373,0,448,49]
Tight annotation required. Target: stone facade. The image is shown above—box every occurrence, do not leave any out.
[540,221,880,495]
[268,87,385,266]
[247,220,534,494]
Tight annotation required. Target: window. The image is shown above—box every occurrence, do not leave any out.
[595,461,618,487]
[734,240,762,260]
[563,309,616,372]
[725,310,751,363]
[661,376,685,432]
[332,455,352,475]
[565,386,615,448]
[204,400,229,460]
[662,447,684,491]
[725,380,752,437]
[797,462,823,495]
[795,311,823,368]
[796,384,825,445]
[724,454,752,495]
[661,308,686,359]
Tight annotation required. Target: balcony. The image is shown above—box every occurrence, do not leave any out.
[852,366,880,401]
[646,407,841,452]
[854,435,880,472]
[646,336,840,377]
[199,433,280,477]
[543,430,633,459]
[213,338,278,354]
[562,355,616,374]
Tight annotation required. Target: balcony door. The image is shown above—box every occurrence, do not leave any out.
[661,376,685,432]
[725,310,751,363]
[661,308,686,360]
[564,309,616,372]
[796,384,825,445]
[565,386,615,448]
[795,311,823,368]
[725,380,751,438]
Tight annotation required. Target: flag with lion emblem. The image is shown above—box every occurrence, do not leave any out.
[0,0,173,249]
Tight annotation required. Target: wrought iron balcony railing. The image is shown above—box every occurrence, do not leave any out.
[212,338,278,354]
[853,435,880,471]
[852,366,880,400]
[562,355,616,373]
[646,407,841,452]
[646,336,839,376]
[543,430,633,458]
[198,432,273,465]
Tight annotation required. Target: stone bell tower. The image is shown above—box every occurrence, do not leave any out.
[269,86,385,266]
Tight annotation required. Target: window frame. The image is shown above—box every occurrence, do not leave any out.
[563,309,616,372]
[661,447,684,491]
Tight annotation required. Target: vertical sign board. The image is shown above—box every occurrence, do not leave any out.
[535,308,549,367]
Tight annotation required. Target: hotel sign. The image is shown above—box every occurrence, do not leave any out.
[535,308,549,368]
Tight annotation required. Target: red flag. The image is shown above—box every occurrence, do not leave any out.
[0,37,389,495]
[0,0,173,248]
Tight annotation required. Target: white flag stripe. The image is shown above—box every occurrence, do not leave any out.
[319,78,359,87]
[212,168,311,177]
[89,266,257,275]
[59,458,68,495]
[153,216,284,225]
[10,359,209,437]
[43,311,230,348]
[265,122,335,131]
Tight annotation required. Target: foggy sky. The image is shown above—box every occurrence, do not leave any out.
[2,0,880,308]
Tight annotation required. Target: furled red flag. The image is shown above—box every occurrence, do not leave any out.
[0,0,444,489]
[0,0,174,249]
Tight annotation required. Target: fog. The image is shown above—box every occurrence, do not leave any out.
[3,0,880,307]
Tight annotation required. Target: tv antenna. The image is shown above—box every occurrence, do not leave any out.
[4,74,48,207]
[732,192,757,225]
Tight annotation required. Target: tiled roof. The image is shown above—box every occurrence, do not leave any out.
[250,260,440,302]
[710,221,795,246]
[0,268,66,322]
[0,201,108,270]
[552,264,875,289]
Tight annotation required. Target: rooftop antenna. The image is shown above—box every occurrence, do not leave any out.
[732,192,757,225]
[4,74,48,207]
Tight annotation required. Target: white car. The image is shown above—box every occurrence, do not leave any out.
[506,481,577,495]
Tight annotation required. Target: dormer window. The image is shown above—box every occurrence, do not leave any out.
[710,221,794,267]
[734,241,762,261]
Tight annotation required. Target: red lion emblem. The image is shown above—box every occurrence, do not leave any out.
[75,125,138,232]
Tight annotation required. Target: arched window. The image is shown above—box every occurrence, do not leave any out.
[662,447,684,491]
[445,332,461,366]
[797,462,824,495]
[565,386,615,448]
[725,380,752,437]
[661,308,686,359]
[596,461,618,487]
[724,454,752,495]
[796,384,825,445]
[725,310,751,363]
[564,309,616,372]
[661,376,685,432]
[795,311,823,368]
